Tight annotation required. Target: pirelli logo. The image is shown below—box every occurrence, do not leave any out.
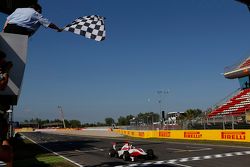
[159,131,171,138]
[221,132,246,140]
[138,132,145,137]
[184,131,202,139]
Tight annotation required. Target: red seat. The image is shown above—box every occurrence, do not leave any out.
[208,88,250,118]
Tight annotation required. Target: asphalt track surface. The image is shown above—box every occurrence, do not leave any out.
[21,132,250,167]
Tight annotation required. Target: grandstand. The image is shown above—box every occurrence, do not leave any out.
[208,56,250,118]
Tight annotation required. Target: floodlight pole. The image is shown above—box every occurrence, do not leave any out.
[58,106,66,128]
[157,90,169,123]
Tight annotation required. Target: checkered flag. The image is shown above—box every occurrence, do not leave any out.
[64,15,106,41]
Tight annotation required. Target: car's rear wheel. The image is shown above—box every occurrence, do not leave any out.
[123,151,130,161]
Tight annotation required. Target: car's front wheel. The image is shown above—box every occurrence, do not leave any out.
[109,149,116,157]
[123,151,130,161]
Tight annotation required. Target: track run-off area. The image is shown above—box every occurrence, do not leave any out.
[20,130,250,167]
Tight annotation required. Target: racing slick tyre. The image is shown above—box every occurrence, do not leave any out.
[123,151,130,161]
[146,149,154,160]
[109,149,116,157]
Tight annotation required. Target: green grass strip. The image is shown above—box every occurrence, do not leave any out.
[36,155,65,164]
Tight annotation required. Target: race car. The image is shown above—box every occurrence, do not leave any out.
[108,142,155,161]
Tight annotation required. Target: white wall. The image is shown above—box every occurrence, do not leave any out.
[0,33,28,105]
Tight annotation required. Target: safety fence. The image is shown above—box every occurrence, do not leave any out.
[113,129,250,143]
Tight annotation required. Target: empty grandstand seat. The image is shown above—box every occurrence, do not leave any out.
[208,88,250,117]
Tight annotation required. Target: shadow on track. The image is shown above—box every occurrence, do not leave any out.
[12,135,49,167]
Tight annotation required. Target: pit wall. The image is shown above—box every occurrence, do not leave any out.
[113,129,250,143]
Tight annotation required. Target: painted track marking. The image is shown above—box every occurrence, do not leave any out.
[74,147,104,153]
[23,135,83,167]
[114,150,250,167]
[167,147,212,152]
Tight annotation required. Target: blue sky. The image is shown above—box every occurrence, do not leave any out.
[1,0,250,123]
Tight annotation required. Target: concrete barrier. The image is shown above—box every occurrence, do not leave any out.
[58,129,122,137]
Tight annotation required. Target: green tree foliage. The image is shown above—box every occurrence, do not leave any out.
[69,120,81,128]
[96,122,106,126]
[137,112,160,124]
[105,117,115,126]
[41,119,50,125]
[21,118,83,128]
[64,120,70,128]
[116,113,160,125]
[177,109,202,122]
[117,115,136,125]
[186,109,202,120]
[117,116,127,125]
[126,115,134,123]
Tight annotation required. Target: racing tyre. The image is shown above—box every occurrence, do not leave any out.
[123,151,130,161]
[146,149,154,159]
[109,149,116,157]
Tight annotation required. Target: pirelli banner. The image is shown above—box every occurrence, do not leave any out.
[0,33,28,105]
[157,130,248,142]
[113,129,250,142]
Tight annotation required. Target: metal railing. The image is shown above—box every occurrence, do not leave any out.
[126,113,250,130]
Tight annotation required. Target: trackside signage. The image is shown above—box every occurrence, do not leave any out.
[221,132,246,141]
[138,132,145,137]
[159,131,171,138]
[113,129,250,142]
[184,131,202,139]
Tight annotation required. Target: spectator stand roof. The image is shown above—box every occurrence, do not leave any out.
[224,56,250,79]
[0,0,38,15]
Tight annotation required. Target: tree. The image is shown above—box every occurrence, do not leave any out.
[176,112,186,122]
[176,109,202,124]
[105,117,115,126]
[41,119,50,125]
[118,116,127,125]
[126,115,134,124]
[185,109,202,120]
[137,113,146,125]
[137,112,159,124]
[69,120,81,128]
[64,120,70,128]
[96,122,105,126]
[51,119,62,123]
